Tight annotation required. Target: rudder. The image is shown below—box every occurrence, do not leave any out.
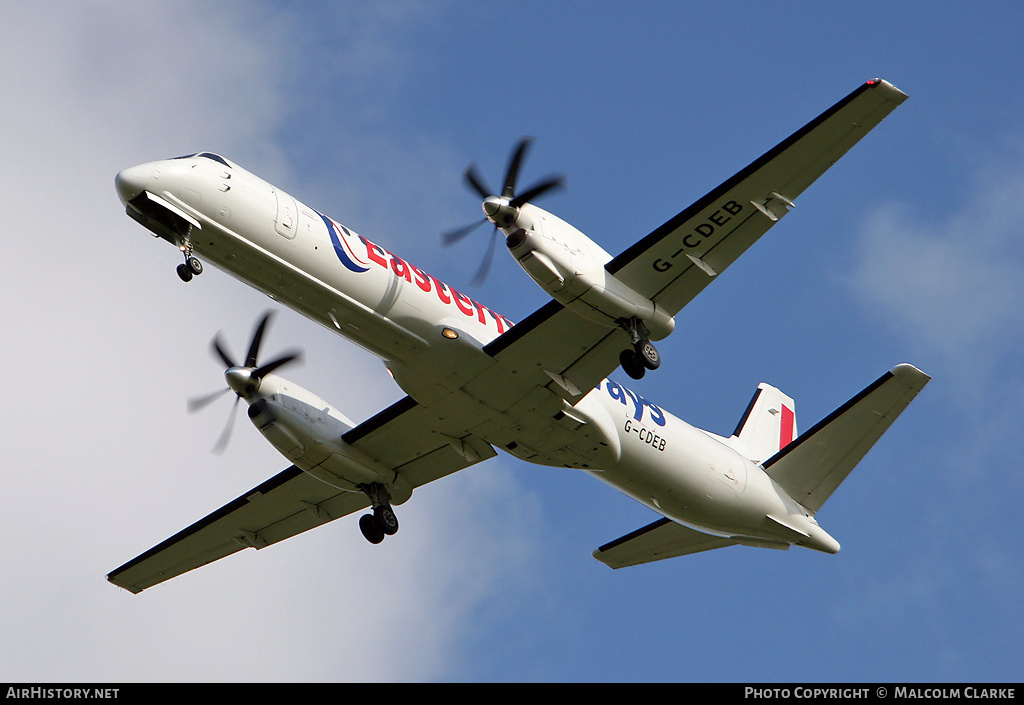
[730,383,798,464]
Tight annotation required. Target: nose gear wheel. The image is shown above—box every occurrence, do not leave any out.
[175,228,203,282]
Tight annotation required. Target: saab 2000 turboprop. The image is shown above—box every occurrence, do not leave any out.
[107,79,928,593]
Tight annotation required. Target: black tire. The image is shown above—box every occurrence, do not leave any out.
[374,505,399,535]
[359,514,385,544]
[187,256,203,275]
[619,349,645,380]
[176,263,193,282]
[637,340,660,370]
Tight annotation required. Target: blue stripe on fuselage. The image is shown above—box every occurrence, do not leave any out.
[315,209,370,273]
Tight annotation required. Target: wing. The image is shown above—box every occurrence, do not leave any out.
[606,79,908,311]
[762,364,930,512]
[593,517,739,568]
[481,80,908,402]
[107,397,495,593]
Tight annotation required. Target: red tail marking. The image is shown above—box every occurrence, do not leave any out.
[779,405,795,450]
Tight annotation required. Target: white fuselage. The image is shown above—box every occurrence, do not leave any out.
[115,153,838,553]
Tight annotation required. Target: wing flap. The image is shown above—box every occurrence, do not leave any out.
[593,518,738,568]
[763,364,930,512]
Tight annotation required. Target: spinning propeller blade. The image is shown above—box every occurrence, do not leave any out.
[442,137,565,284]
[187,311,303,454]
[186,386,231,413]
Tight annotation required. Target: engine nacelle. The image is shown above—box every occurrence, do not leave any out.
[505,205,674,340]
[245,377,412,504]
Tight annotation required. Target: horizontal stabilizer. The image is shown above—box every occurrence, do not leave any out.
[593,518,737,568]
[763,363,930,513]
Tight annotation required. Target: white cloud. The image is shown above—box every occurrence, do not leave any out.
[844,141,1024,661]
[849,145,1024,384]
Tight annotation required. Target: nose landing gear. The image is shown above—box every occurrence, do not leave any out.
[175,230,203,282]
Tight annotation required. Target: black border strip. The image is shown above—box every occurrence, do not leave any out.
[482,299,564,358]
[341,394,419,445]
[732,387,763,439]
[596,517,672,553]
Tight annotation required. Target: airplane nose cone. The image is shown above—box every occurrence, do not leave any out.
[114,163,152,205]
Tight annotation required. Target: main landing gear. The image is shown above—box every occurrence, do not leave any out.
[176,231,203,282]
[618,316,660,380]
[357,483,400,544]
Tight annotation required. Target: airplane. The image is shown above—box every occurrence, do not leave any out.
[107,79,928,593]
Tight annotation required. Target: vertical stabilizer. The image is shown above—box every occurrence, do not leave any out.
[730,383,798,464]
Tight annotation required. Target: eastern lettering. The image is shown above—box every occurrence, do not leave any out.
[363,238,389,268]
[356,236,513,334]
[450,288,476,317]
[390,254,412,282]
[410,264,432,293]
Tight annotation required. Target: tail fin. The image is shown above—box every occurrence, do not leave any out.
[729,383,798,464]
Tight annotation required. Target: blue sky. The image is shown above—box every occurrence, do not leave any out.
[2,1,1022,682]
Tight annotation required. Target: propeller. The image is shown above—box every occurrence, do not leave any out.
[443,137,565,285]
[187,311,303,454]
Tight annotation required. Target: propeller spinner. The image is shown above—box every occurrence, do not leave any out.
[443,137,564,285]
[187,311,303,454]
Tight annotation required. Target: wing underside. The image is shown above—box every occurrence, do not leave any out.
[107,397,494,593]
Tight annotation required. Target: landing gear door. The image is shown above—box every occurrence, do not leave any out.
[273,187,298,239]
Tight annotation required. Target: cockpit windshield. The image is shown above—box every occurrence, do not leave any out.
[169,152,231,167]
